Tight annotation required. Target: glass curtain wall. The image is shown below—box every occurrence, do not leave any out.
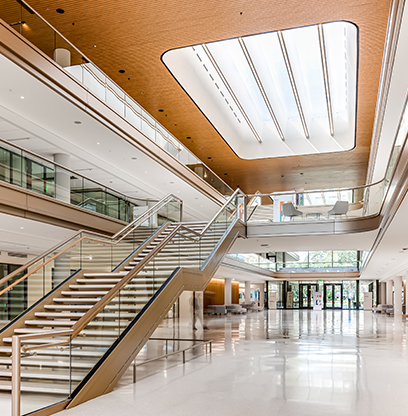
[0,141,173,223]
[268,280,376,310]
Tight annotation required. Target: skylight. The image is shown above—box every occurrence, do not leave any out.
[162,21,358,159]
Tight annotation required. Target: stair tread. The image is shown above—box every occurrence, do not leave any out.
[0,358,94,368]
[0,370,84,381]
[0,380,71,394]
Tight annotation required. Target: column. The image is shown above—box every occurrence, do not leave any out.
[224,278,232,305]
[386,280,393,305]
[258,283,265,309]
[53,153,71,203]
[245,281,251,304]
[53,48,71,67]
[379,282,386,304]
[393,276,402,318]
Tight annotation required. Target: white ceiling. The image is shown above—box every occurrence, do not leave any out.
[0,213,75,256]
[230,230,378,254]
[360,189,408,281]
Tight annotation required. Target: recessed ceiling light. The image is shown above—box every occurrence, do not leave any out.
[56,8,65,14]
[169,181,174,184]
[20,226,24,229]
[119,69,125,74]
[74,120,82,124]
[131,157,137,160]
[186,136,191,139]
[96,142,100,145]
[158,109,164,112]
[20,96,24,99]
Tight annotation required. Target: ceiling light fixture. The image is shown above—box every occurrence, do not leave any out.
[238,37,284,141]
[318,24,334,137]
[277,31,309,139]
[9,21,26,27]
[202,43,262,143]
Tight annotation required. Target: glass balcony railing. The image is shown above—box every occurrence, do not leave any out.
[228,250,361,273]
[0,1,233,197]
[246,179,384,223]
[0,137,185,224]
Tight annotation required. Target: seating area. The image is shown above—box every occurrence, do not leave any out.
[373,304,394,315]
[282,200,351,221]
[207,304,261,315]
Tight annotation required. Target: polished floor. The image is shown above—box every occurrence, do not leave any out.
[49,310,408,416]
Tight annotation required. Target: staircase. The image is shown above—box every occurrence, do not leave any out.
[0,190,245,415]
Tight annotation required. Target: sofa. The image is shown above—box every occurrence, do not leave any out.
[373,304,394,314]
[207,305,227,315]
[226,304,247,314]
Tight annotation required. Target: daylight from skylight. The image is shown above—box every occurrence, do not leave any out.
[163,21,358,159]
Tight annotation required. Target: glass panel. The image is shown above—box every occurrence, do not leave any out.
[20,334,73,415]
[334,284,342,308]
[325,285,333,307]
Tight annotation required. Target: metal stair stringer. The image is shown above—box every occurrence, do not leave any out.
[66,218,245,408]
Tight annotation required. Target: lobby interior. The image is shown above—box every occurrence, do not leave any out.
[1,0,408,415]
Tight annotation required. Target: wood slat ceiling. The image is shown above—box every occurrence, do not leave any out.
[25,0,392,194]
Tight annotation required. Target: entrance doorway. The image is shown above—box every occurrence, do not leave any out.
[324,283,343,309]
[299,284,317,309]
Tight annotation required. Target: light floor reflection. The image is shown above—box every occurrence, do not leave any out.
[55,310,408,416]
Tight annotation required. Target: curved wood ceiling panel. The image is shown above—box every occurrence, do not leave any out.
[27,0,392,193]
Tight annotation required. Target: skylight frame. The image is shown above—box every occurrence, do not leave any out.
[162,20,359,160]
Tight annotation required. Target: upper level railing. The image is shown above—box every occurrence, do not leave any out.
[227,251,361,273]
[0,0,233,198]
[246,179,384,223]
[0,137,161,223]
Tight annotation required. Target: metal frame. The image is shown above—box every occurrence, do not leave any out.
[201,43,262,144]
[132,337,213,383]
[238,37,285,141]
[277,30,310,139]
[12,330,74,416]
[318,24,334,137]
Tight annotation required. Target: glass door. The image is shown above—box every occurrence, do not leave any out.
[300,284,308,308]
[324,284,333,308]
[299,284,317,308]
[333,284,342,308]
[324,283,343,309]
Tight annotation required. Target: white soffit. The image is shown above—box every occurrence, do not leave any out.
[163,21,358,159]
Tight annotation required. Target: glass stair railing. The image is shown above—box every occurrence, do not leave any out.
[0,194,182,324]
[0,189,245,416]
